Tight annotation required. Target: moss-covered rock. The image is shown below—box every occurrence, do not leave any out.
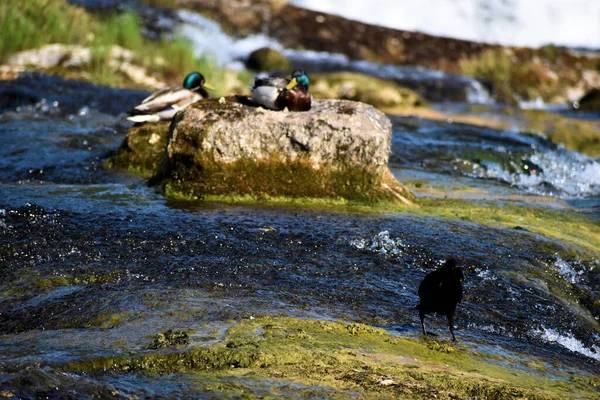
[522,109,600,157]
[311,72,426,111]
[245,46,290,72]
[153,97,413,204]
[62,316,600,399]
[105,120,170,177]
[459,48,600,103]
[146,329,191,349]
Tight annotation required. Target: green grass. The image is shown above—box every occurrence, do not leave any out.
[99,12,144,51]
[0,0,248,94]
[0,0,95,57]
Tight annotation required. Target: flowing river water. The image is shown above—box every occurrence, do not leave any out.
[0,73,599,397]
[1,2,600,397]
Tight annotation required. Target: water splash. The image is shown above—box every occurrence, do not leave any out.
[463,141,600,198]
[474,267,498,282]
[551,257,586,284]
[13,98,62,118]
[530,327,600,361]
[350,230,405,257]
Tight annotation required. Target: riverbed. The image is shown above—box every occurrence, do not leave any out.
[0,71,599,397]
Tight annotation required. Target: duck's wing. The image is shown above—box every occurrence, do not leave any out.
[251,86,282,110]
[128,91,202,122]
[132,88,197,114]
[139,86,177,104]
[252,76,289,90]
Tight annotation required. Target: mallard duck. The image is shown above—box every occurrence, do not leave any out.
[127,72,213,123]
[250,69,311,111]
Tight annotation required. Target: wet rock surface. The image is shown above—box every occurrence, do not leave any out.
[1,84,600,397]
[106,120,171,177]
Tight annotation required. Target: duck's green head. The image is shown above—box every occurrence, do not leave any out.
[286,69,310,91]
[183,72,214,91]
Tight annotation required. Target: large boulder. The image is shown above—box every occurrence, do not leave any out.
[150,97,413,204]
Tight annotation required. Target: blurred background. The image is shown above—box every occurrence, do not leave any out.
[1,0,599,111]
[291,0,600,49]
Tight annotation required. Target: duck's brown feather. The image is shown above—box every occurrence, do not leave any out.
[275,86,312,111]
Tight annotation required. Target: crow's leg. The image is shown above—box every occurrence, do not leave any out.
[419,311,427,336]
[447,313,456,341]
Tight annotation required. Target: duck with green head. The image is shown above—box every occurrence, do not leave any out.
[127,72,213,123]
[250,69,311,111]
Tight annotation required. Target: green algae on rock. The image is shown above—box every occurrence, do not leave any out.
[62,316,599,399]
[105,120,171,177]
[459,47,600,104]
[522,109,600,157]
[150,97,413,205]
[146,329,191,349]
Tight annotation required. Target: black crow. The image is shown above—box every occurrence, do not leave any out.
[417,258,464,341]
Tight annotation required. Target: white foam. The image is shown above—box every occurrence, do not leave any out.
[551,257,585,284]
[466,144,600,198]
[531,327,600,361]
[475,268,497,282]
[290,0,600,49]
[350,230,405,257]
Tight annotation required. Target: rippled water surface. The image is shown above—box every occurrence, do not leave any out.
[1,73,599,397]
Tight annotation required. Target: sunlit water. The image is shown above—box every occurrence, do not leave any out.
[389,116,600,200]
[0,72,599,396]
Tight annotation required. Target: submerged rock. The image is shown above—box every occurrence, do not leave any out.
[145,97,413,204]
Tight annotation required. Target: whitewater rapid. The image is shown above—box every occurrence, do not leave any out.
[290,0,600,49]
